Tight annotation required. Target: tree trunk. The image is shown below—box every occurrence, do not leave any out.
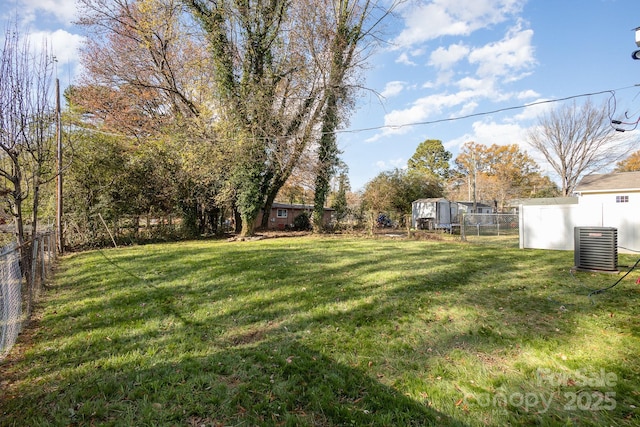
[313,92,339,232]
[31,181,40,239]
[234,207,242,234]
[240,212,257,237]
[261,184,283,229]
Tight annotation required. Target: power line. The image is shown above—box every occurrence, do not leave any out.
[69,84,640,142]
[337,85,640,135]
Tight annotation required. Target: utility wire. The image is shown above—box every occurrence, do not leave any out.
[336,85,640,135]
[71,85,640,141]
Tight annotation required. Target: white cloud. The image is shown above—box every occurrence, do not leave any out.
[16,0,77,26]
[366,90,481,142]
[516,89,540,100]
[395,52,417,66]
[385,91,475,126]
[470,120,528,148]
[429,43,470,69]
[381,81,406,98]
[393,0,526,48]
[468,24,535,79]
[31,29,84,62]
[456,77,486,91]
[455,101,479,118]
[375,158,406,171]
[511,98,555,121]
[28,29,85,83]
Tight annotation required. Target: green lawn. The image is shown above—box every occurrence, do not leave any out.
[1,236,639,426]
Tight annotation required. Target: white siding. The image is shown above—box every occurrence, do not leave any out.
[520,199,640,253]
[579,192,638,206]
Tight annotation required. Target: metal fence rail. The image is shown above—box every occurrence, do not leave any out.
[0,230,56,359]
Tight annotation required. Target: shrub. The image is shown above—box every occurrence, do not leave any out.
[293,212,311,230]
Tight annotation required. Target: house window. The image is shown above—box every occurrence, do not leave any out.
[277,209,288,218]
[616,195,629,203]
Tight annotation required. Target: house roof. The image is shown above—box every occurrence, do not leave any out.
[574,171,640,194]
[509,197,578,206]
[271,202,334,211]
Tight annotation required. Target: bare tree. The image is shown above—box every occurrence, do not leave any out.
[0,22,56,247]
[527,99,636,196]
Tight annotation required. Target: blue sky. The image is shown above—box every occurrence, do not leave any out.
[3,0,640,191]
[341,0,640,189]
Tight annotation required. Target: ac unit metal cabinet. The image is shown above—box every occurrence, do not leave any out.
[574,227,618,272]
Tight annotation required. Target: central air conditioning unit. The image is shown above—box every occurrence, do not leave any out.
[574,227,618,272]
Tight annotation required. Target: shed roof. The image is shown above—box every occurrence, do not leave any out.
[574,171,640,194]
[412,198,449,203]
[509,197,578,206]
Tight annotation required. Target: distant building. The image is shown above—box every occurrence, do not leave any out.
[255,202,333,230]
[457,201,493,214]
[573,171,640,205]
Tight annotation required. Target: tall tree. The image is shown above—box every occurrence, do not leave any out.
[77,0,397,237]
[482,144,543,207]
[452,142,556,209]
[0,22,56,248]
[185,0,328,236]
[185,0,398,235]
[76,0,230,236]
[453,142,484,210]
[76,0,206,127]
[407,139,452,180]
[527,99,634,196]
[311,0,396,231]
[63,130,130,245]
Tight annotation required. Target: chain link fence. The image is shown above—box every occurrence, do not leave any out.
[461,213,520,243]
[0,230,57,359]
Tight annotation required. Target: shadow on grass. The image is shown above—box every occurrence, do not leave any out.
[2,326,461,426]
[2,237,639,426]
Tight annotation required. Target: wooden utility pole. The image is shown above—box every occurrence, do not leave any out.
[56,78,63,254]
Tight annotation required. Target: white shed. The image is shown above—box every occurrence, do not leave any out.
[518,172,640,253]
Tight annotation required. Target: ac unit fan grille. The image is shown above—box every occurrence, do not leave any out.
[574,227,618,272]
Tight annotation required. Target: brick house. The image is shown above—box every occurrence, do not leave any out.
[256,202,334,230]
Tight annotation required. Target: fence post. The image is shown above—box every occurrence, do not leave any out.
[1,252,7,355]
[461,214,466,241]
[41,234,46,282]
[25,238,39,320]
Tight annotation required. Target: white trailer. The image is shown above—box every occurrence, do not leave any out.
[411,198,459,230]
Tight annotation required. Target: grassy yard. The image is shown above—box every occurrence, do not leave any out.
[1,236,639,426]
